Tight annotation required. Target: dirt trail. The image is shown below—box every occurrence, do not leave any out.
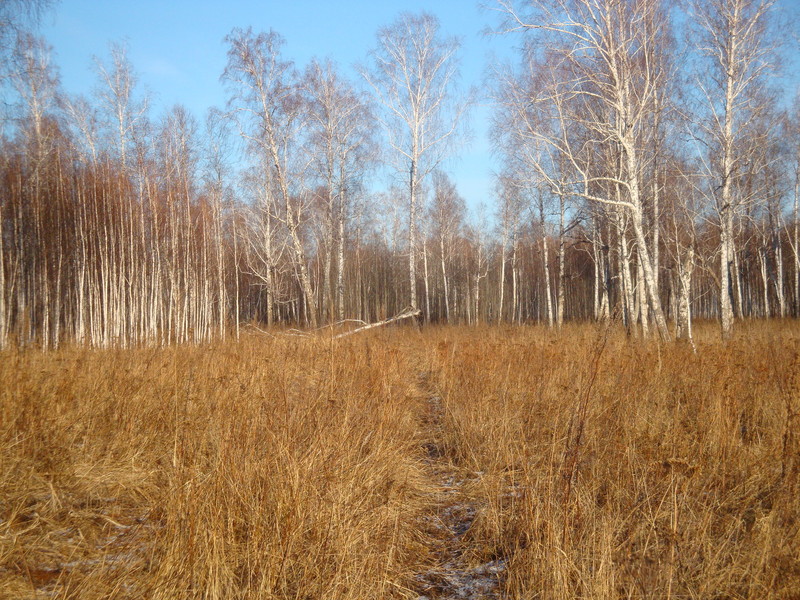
[412,371,505,600]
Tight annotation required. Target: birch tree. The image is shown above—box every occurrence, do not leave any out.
[223,28,318,327]
[0,0,56,127]
[667,160,701,342]
[92,44,149,346]
[303,59,377,323]
[495,174,524,323]
[202,108,233,339]
[429,170,466,322]
[495,0,673,339]
[4,32,60,348]
[360,12,469,313]
[688,0,778,337]
[788,98,800,316]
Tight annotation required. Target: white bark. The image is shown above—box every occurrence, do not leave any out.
[440,233,450,322]
[690,0,777,336]
[676,247,695,342]
[556,193,565,328]
[794,172,799,316]
[224,28,317,327]
[495,0,671,339]
[361,13,468,312]
[498,220,507,323]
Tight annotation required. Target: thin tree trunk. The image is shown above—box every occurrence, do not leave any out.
[718,10,737,337]
[556,194,565,328]
[323,203,333,324]
[440,233,450,322]
[676,247,695,341]
[651,97,661,303]
[774,225,785,318]
[540,200,554,328]
[618,211,635,334]
[511,233,518,324]
[337,191,346,323]
[794,174,799,316]
[0,199,6,349]
[409,157,418,311]
[233,210,240,340]
[630,207,668,339]
[499,230,507,324]
[542,234,554,328]
[422,235,430,322]
[592,224,601,321]
[637,252,649,338]
[733,232,745,319]
[759,240,770,318]
[623,139,670,340]
[720,214,735,328]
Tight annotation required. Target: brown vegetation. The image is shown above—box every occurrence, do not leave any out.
[2,322,799,598]
[0,336,434,599]
[429,321,800,598]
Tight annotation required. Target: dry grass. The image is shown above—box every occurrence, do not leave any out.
[425,321,800,599]
[2,322,799,599]
[1,335,435,599]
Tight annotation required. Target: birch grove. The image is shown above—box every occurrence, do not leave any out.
[0,3,798,348]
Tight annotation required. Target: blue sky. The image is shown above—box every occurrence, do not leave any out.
[40,0,519,213]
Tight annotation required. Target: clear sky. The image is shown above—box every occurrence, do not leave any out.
[40,0,519,214]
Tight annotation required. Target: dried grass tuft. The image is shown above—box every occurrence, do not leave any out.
[2,322,799,599]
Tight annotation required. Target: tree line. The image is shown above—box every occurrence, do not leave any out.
[1,0,798,348]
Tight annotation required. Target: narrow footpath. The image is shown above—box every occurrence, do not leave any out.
[412,370,505,600]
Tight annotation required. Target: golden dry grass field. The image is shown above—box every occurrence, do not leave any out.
[1,322,799,599]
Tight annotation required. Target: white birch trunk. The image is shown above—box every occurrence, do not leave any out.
[676,247,695,341]
[409,157,418,311]
[636,253,649,338]
[556,194,565,328]
[774,227,785,318]
[499,228,507,323]
[794,174,799,316]
[511,234,519,324]
[422,234,430,322]
[759,241,770,318]
[440,233,450,322]
[337,189,346,323]
[542,234,554,328]
[617,212,635,333]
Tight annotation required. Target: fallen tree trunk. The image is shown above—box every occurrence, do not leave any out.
[331,308,421,340]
